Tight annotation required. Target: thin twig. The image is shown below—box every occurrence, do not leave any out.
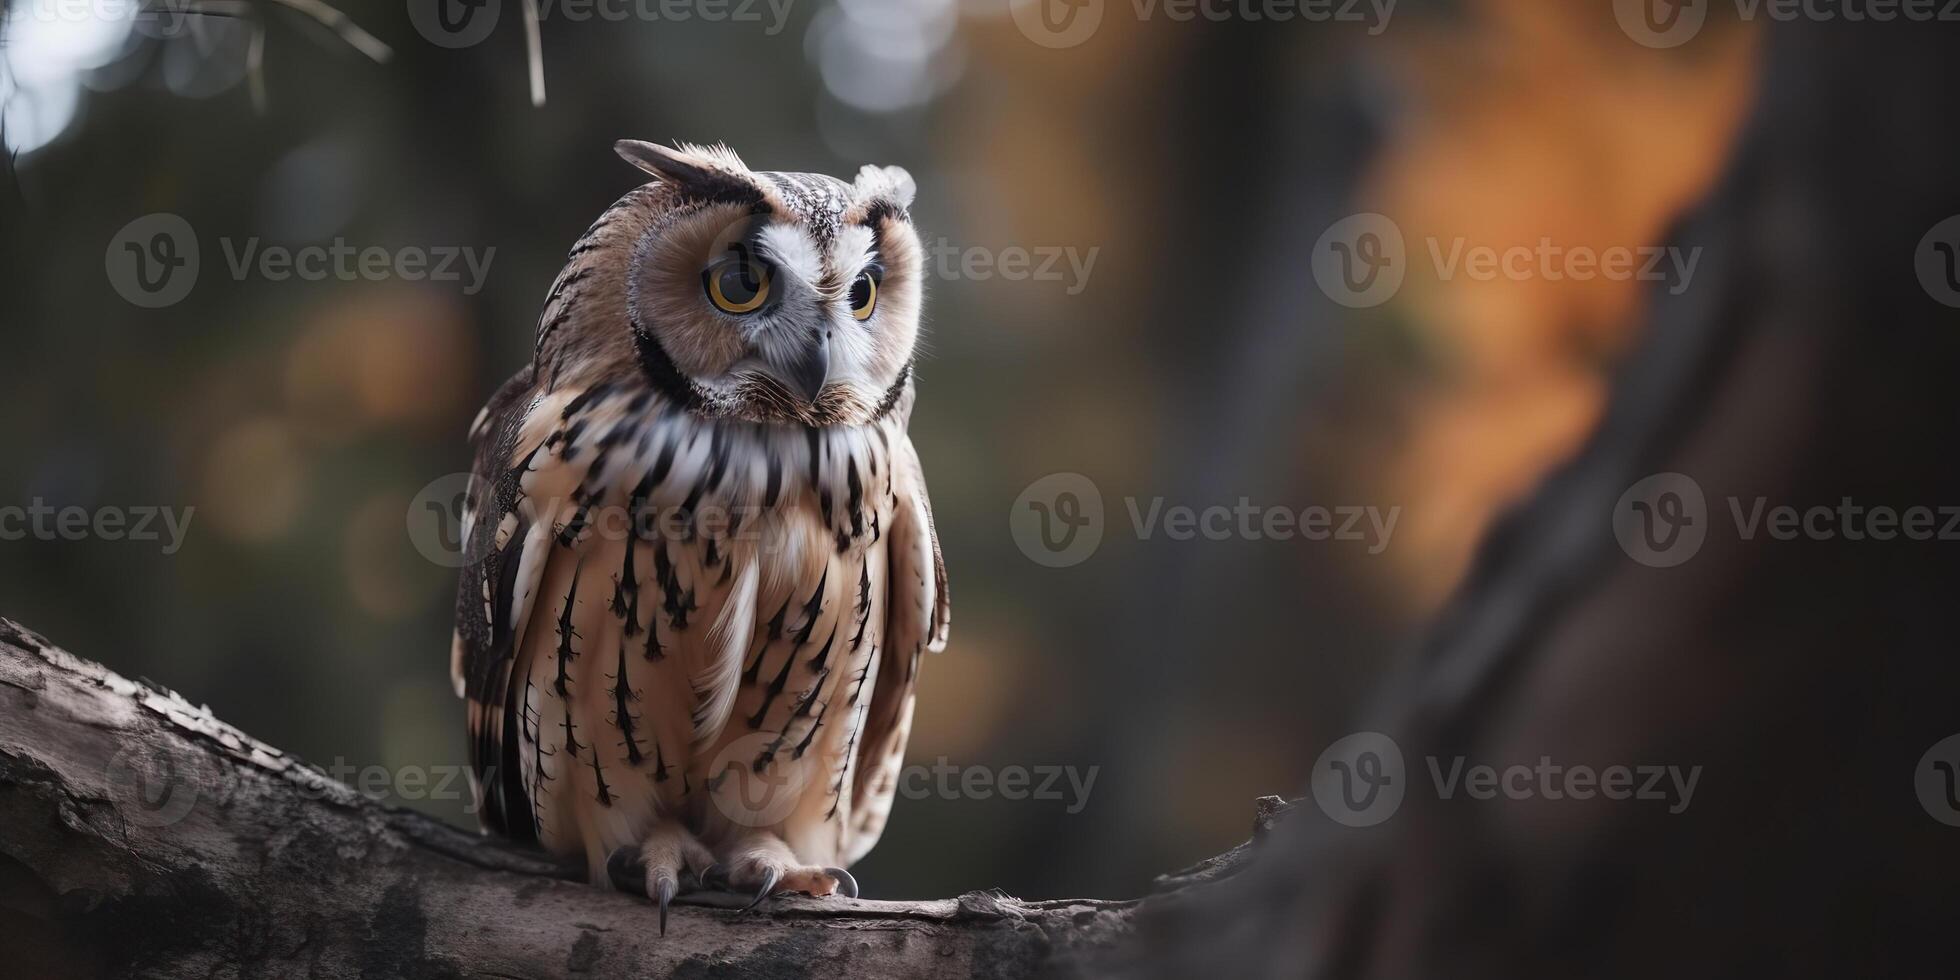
[522,0,546,106]
[247,21,267,114]
[265,0,393,63]
[133,0,389,112]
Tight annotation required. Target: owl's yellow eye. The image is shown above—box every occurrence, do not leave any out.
[703,248,773,314]
[849,270,879,320]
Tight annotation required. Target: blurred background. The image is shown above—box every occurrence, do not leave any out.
[0,0,1762,900]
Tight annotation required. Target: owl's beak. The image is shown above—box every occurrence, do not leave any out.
[783,330,830,403]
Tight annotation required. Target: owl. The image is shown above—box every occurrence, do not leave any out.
[449,140,949,930]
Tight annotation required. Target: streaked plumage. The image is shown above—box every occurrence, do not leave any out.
[449,142,948,915]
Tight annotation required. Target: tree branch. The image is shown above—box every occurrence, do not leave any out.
[0,618,1274,978]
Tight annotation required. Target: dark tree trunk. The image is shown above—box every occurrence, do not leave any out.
[1134,15,1960,980]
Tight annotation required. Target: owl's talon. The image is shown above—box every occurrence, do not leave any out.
[606,846,647,894]
[605,821,716,934]
[823,867,859,899]
[744,867,781,910]
[654,874,677,936]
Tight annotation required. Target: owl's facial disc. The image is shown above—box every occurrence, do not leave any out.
[696,222,838,406]
[617,142,921,425]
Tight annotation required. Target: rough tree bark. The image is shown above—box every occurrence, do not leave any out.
[0,617,1290,978]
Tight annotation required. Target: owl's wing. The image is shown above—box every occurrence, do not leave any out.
[886,430,948,656]
[845,430,947,857]
[450,366,551,842]
[457,378,781,860]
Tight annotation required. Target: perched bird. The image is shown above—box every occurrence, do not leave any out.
[449,141,949,928]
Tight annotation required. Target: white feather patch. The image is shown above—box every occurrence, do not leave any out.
[508,518,556,649]
[691,554,759,747]
[758,223,825,295]
[853,164,915,209]
[831,224,876,275]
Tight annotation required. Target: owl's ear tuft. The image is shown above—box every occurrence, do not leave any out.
[855,165,916,211]
[615,140,754,198]
[616,140,714,185]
